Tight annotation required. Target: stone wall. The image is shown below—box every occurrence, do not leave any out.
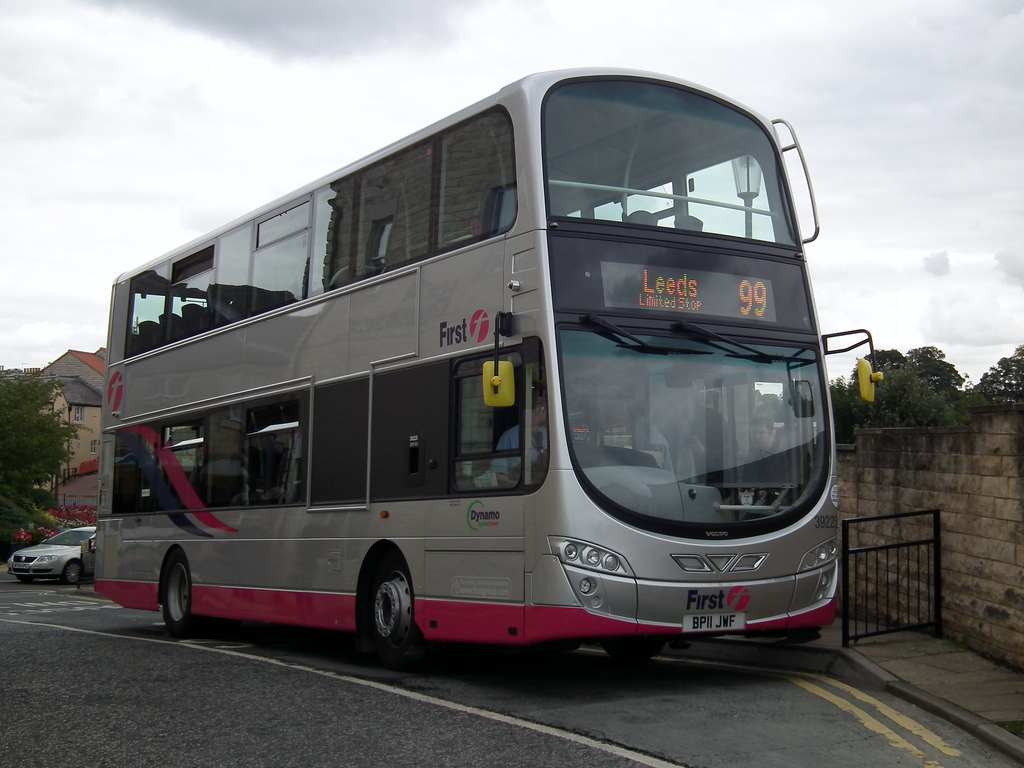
[837,405,1024,671]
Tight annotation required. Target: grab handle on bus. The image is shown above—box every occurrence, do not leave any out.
[483,311,515,407]
[772,118,820,244]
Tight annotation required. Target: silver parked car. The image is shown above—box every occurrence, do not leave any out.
[7,526,96,584]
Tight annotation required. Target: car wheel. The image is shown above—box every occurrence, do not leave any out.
[600,636,666,662]
[369,551,427,670]
[161,549,199,638]
[60,559,83,585]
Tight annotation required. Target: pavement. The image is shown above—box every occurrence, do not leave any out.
[42,578,1024,765]
[678,622,1024,765]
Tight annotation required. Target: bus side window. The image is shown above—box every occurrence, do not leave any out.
[210,225,252,326]
[453,355,521,491]
[452,349,546,492]
[250,202,311,316]
[246,401,303,505]
[168,246,214,343]
[319,178,356,291]
[439,109,516,248]
[357,143,433,278]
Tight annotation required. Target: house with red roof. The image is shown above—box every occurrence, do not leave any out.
[43,348,106,392]
[42,349,106,506]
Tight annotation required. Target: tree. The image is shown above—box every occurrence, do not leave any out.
[976,345,1024,404]
[858,365,958,429]
[0,373,78,505]
[873,348,908,373]
[830,345,968,443]
[905,346,964,397]
[829,375,868,444]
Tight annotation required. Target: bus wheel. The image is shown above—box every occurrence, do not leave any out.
[600,636,666,662]
[60,559,83,585]
[370,552,426,670]
[161,550,198,639]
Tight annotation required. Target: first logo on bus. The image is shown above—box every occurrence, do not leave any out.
[439,309,490,347]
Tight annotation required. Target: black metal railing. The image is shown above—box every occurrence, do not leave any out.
[58,495,98,508]
[842,509,942,646]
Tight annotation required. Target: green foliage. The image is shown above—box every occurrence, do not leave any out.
[830,346,969,443]
[0,505,31,533]
[975,345,1024,404]
[0,373,78,503]
[28,487,57,509]
[905,346,964,397]
[0,492,55,539]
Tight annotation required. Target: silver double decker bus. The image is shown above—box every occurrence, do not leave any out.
[97,69,873,668]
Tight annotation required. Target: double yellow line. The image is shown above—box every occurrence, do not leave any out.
[671,656,961,766]
[786,672,961,764]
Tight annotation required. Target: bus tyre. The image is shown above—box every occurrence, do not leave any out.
[370,552,426,670]
[161,550,199,639]
[600,636,666,662]
[60,559,83,585]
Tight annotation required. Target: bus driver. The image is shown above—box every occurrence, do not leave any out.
[493,388,548,484]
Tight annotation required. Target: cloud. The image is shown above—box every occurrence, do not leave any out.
[923,251,950,276]
[83,0,496,58]
[995,248,1024,289]
[0,319,106,369]
[1,0,1022,386]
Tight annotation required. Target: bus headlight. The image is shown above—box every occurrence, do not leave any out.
[814,563,837,601]
[800,538,838,571]
[549,537,631,576]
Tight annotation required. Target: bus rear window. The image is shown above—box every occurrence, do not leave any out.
[126,270,168,357]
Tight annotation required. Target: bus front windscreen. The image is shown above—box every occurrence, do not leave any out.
[544,78,796,245]
[559,326,827,536]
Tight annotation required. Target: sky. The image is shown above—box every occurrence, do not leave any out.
[1,0,1022,385]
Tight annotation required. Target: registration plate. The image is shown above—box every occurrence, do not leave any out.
[683,612,746,632]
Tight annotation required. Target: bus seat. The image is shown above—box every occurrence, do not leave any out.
[477,185,517,239]
[625,210,658,226]
[675,214,704,231]
[135,320,162,353]
[181,303,209,337]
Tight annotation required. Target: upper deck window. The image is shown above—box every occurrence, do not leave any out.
[258,202,310,247]
[544,79,796,245]
[320,108,515,293]
[120,109,515,360]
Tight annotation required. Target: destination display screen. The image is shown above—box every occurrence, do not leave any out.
[548,233,814,332]
[600,262,777,322]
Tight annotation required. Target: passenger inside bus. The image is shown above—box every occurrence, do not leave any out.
[747,412,777,458]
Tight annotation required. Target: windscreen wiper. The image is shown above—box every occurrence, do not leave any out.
[580,314,709,355]
[669,320,809,363]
